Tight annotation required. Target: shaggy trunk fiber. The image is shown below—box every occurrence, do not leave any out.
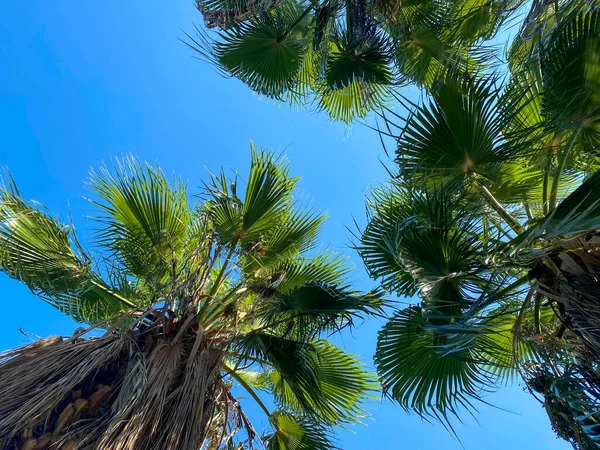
[195,0,283,29]
[532,233,600,355]
[0,314,223,450]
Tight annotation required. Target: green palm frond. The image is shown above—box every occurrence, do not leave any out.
[325,32,393,90]
[232,334,376,424]
[88,157,191,283]
[447,0,514,43]
[0,175,136,323]
[241,145,297,239]
[268,341,377,425]
[375,307,491,425]
[394,74,530,182]
[540,4,600,137]
[264,412,338,450]
[242,206,325,275]
[394,24,448,86]
[524,168,600,242]
[263,251,350,293]
[0,178,87,294]
[484,160,545,206]
[316,78,390,123]
[360,182,485,297]
[205,144,297,247]
[260,282,385,338]
[358,185,419,295]
[213,2,308,98]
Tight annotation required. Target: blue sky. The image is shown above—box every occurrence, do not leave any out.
[0,2,569,449]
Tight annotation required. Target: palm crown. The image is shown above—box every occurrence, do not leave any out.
[0,146,383,450]
[358,1,600,447]
[187,0,518,122]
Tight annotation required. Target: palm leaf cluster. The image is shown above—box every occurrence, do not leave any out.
[0,146,383,450]
[358,1,600,446]
[187,0,519,122]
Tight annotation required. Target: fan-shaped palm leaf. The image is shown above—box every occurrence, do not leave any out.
[232,334,376,424]
[375,307,491,425]
[213,3,308,98]
[88,157,191,283]
[0,178,136,323]
[264,412,338,450]
[541,3,600,138]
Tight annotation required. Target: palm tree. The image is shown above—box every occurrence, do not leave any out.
[0,146,383,450]
[357,2,600,447]
[186,0,520,122]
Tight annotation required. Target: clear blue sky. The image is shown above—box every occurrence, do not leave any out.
[0,2,568,449]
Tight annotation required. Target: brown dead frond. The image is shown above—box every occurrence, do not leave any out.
[0,313,228,450]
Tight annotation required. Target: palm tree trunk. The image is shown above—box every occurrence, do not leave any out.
[531,233,600,356]
[0,315,224,450]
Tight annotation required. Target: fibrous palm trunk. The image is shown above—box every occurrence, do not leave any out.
[0,311,223,450]
[531,233,600,355]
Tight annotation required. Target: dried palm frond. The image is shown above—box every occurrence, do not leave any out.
[0,311,225,450]
[531,233,600,356]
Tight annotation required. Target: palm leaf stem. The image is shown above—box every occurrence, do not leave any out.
[226,362,272,417]
[226,351,271,366]
[203,290,248,328]
[543,148,552,215]
[533,292,543,334]
[210,243,238,298]
[282,4,314,40]
[88,279,136,308]
[549,129,581,211]
[479,184,524,233]
[524,203,533,221]
[198,242,238,323]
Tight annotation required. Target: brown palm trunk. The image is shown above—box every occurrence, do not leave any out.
[531,233,600,355]
[0,316,223,450]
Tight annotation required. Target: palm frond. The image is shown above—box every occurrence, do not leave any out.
[262,251,350,293]
[242,206,325,275]
[0,177,134,323]
[316,78,390,123]
[88,156,191,282]
[264,412,338,450]
[540,3,600,139]
[394,73,531,181]
[259,282,385,338]
[359,181,485,297]
[268,341,377,425]
[232,334,376,424]
[212,2,309,98]
[375,307,492,426]
[325,32,393,90]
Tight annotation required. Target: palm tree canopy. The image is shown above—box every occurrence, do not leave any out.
[0,145,385,450]
[187,0,520,122]
[358,1,600,446]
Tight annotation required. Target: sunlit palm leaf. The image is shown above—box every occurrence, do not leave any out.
[88,157,191,283]
[232,334,375,424]
[263,251,350,293]
[317,78,389,123]
[214,3,308,98]
[242,207,325,274]
[0,177,135,323]
[540,3,600,140]
[325,33,393,90]
[394,74,529,181]
[205,145,297,247]
[264,412,338,450]
[360,182,485,296]
[268,341,377,424]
